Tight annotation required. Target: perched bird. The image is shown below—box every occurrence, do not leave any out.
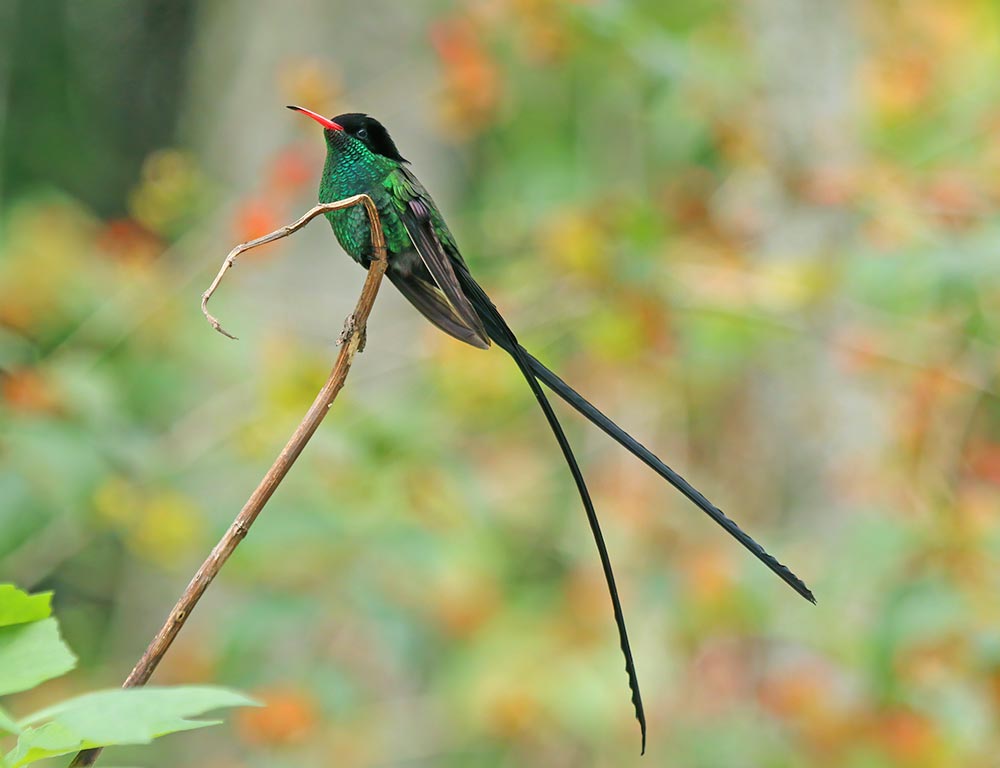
[288,105,815,752]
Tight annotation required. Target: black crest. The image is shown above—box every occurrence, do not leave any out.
[333,113,407,162]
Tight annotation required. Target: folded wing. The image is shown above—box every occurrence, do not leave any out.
[394,182,490,348]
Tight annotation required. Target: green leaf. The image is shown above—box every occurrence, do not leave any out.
[5,722,82,767]
[19,686,258,746]
[0,704,21,734]
[4,731,144,767]
[0,619,76,696]
[0,587,52,628]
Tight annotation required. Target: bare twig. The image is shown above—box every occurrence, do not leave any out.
[201,194,380,339]
[69,194,387,767]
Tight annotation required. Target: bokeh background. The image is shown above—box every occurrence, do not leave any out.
[2,0,1000,765]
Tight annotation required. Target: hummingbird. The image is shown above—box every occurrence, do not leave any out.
[287,105,815,752]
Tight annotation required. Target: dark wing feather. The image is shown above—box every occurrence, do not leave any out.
[397,196,490,349]
[388,270,490,349]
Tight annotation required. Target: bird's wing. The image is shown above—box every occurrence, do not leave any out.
[385,167,490,348]
[387,270,490,349]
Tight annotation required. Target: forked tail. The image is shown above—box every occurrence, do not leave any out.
[517,346,815,604]
[455,264,647,754]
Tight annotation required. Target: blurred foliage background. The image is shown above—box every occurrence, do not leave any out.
[2,0,1000,765]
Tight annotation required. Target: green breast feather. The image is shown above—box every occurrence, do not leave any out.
[320,156,414,265]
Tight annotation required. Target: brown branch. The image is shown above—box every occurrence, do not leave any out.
[201,194,380,339]
[69,194,388,767]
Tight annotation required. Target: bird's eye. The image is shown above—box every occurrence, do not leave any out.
[356,128,369,140]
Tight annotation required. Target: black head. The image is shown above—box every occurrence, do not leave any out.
[286,105,406,162]
[331,113,407,162]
